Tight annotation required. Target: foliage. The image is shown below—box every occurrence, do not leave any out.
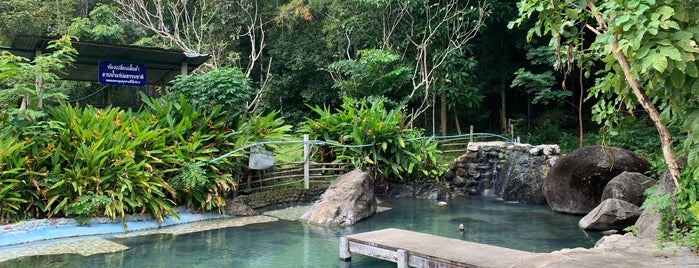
[67,4,127,44]
[65,192,111,225]
[171,162,209,193]
[167,67,254,116]
[0,0,80,44]
[328,49,411,107]
[510,0,699,247]
[45,104,178,223]
[437,55,484,110]
[0,134,30,223]
[138,93,238,212]
[301,96,441,182]
[511,46,571,105]
[0,35,77,113]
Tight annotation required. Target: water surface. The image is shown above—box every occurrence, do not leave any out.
[2,196,602,267]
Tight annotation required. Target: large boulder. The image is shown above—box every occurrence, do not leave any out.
[635,168,678,239]
[300,170,377,226]
[601,172,655,206]
[543,146,650,214]
[579,198,642,231]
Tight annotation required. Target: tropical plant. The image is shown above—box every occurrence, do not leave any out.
[301,96,441,183]
[167,67,254,115]
[0,135,30,223]
[138,93,237,212]
[0,35,77,118]
[45,104,178,223]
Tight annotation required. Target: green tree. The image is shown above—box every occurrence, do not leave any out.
[328,48,411,107]
[67,4,131,44]
[0,36,77,117]
[0,0,78,44]
[510,0,699,245]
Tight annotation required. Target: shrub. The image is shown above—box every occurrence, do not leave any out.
[301,96,441,183]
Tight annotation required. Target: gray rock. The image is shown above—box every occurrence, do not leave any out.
[579,198,642,231]
[225,201,259,216]
[544,146,650,214]
[493,150,551,204]
[415,182,448,200]
[300,170,376,226]
[453,175,468,187]
[601,172,655,206]
[635,167,678,239]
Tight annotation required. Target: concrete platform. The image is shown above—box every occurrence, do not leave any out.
[340,228,542,268]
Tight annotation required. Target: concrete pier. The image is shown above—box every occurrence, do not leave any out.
[339,228,542,268]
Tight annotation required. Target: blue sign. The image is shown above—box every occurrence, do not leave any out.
[98,61,147,86]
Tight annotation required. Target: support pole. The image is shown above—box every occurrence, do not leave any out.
[181,61,188,75]
[397,249,408,268]
[303,134,310,189]
[339,237,351,262]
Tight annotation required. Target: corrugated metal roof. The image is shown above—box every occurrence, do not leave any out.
[4,35,210,86]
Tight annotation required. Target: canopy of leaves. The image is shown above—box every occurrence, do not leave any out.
[167,67,254,116]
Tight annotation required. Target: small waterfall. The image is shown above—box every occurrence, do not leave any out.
[493,150,547,204]
[446,143,557,204]
[481,163,498,196]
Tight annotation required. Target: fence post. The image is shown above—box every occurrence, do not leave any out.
[469,125,474,143]
[304,134,310,189]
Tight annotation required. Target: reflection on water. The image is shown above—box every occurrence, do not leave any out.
[1,196,602,268]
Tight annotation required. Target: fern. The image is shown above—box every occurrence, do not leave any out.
[171,161,208,192]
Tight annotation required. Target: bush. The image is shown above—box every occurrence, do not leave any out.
[301,96,441,183]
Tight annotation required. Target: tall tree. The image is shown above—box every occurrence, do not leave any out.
[402,0,488,128]
[0,0,80,44]
[511,0,699,241]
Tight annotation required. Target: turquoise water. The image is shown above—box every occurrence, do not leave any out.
[2,196,602,267]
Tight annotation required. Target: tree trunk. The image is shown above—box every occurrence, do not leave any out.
[36,50,43,109]
[20,94,29,109]
[612,40,681,187]
[440,92,447,136]
[432,96,436,136]
[500,90,507,132]
[454,110,462,135]
[578,67,584,148]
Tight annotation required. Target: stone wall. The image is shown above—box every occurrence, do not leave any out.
[444,141,560,204]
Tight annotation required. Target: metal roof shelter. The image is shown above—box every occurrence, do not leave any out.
[3,35,210,85]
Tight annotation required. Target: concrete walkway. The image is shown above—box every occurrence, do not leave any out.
[0,210,229,247]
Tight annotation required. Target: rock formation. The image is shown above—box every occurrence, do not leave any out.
[601,172,655,206]
[634,168,678,239]
[543,146,650,214]
[300,170,377,226]
[578,198,642,231]
[445,142,559,203]
[225,200,259,216]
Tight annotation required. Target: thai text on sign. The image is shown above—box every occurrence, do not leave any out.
[98,61,147,86]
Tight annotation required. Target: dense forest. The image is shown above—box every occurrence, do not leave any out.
[0,0,698,247]
[0,0,595,142]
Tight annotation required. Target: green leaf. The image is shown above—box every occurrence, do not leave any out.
[656,6,674,21]
[659,46,683,61]
[565,8,579,19]
[650,52,669,72]
[686,62,699,78]
[670,69,686,88]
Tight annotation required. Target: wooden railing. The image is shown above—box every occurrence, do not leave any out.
[240,162,352,192]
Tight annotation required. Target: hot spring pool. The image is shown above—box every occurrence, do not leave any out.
[1,196,602,267]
